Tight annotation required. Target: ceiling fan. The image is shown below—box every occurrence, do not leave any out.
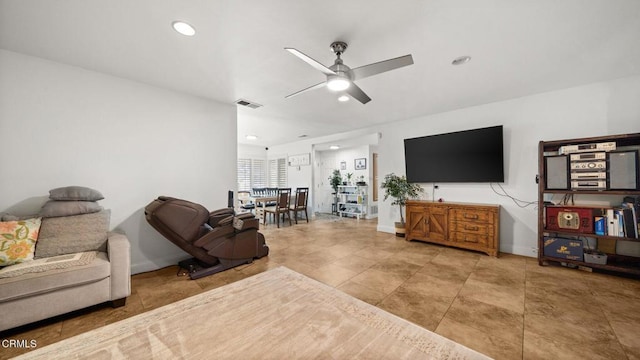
[285,41,413,104]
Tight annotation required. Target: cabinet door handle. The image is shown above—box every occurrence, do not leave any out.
[464,214,479,219]
[465,225,479,231]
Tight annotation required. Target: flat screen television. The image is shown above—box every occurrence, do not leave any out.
[404,125,504,183]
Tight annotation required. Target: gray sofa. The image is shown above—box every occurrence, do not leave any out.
[0,232,131,332]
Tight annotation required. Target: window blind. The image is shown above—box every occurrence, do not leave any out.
[268,158,287,187]
[237,158,266,191]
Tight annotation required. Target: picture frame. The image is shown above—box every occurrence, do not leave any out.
[354,158,366,170]
[288,153,311,167]
[340,161,346,170]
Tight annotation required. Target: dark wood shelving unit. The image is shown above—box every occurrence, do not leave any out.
[542,230,640,243]
[543,190,640,196]
[538,132,640,277]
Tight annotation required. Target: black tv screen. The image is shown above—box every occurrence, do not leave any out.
[404,125,504,183]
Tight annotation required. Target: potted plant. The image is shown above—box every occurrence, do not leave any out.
[381,173,423,237]
[328,170,342,213]
[328,169,342,194]
[346,172,353,185]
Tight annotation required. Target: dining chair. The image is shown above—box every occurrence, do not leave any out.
[251,187,267,207]
[264,188,292,227]
[290,187,309,224]
[265,187,279,206]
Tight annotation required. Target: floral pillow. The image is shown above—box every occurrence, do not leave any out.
[0,218,42,267]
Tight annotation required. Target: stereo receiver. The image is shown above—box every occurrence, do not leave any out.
[570,161,606,171]
[559,142,616,155]
[570,172,607,180]
[569,152,606,161]
[571,180,606,190]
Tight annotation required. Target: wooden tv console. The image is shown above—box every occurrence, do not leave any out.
[405,200,500,256]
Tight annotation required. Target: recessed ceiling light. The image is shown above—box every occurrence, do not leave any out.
[452,55,471,66]
[246,135,258,140]
[172,21,196,36]
[338,95,349,102]
[329,145,340,150]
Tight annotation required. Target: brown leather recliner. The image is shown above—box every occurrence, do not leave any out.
[144,196,269,279]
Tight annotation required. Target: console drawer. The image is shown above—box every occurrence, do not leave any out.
[451,232,490,246]
[451,221,494,236]
[450,208,495,224]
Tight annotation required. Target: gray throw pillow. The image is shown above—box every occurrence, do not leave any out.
[35,210,111,258]
[49,186,104,201]
[40,200,103,218]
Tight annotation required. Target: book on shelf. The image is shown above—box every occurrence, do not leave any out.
[600,205,638,239]
[594,216,606,236]
[606,208,617,237]
[621,200,638,239]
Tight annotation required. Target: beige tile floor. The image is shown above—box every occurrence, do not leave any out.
[2,214,640,359]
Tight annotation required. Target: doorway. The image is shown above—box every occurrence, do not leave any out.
[314,151,336,214]
[373,152,378,201]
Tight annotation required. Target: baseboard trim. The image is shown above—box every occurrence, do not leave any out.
[131,254,191,275]
[377,225,395,234]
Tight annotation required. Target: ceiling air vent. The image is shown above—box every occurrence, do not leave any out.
[235,99,263,109]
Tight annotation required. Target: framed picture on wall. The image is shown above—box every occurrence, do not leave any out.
[355,158,366,170]
[340,161,346,170]
[288,153,311,167]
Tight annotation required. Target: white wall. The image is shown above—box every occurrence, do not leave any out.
[238,143,267,160]
[331,145,370,184]
[0,50,237,274]
[376,75,640,257]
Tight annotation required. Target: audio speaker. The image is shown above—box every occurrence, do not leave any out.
[227,190,234,208]
[545,155,569,190]
[608,150,639,190]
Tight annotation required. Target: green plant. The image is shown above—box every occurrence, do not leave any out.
[346,172,353,182]
[381,173,423,225]
[328,169,342,194]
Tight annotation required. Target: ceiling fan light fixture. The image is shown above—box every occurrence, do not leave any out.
[327,76,350,91]
[338,95,349,102]
[172,21,196,36]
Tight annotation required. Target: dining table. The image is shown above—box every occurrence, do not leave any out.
[249,194,278,225]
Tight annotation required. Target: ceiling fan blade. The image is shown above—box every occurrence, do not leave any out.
[285,48,336,76]
[345,82,371,104]
[351,54,413,81]
[285,81,326,99]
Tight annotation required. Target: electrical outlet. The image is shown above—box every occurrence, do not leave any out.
[531,247,538,254]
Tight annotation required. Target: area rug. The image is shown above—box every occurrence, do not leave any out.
[16,266,491,359]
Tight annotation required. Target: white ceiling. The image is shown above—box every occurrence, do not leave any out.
[2,0,639,147]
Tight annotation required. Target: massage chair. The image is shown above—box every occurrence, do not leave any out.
[145,196,269,279]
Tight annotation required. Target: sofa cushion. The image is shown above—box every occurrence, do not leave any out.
[0,252,110,303]
[0,213,39,221]
[0,251,97,278]
[49,186,104,201]
[35,210,110,258]
[0,218,42,266]
[39,200,103,218]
